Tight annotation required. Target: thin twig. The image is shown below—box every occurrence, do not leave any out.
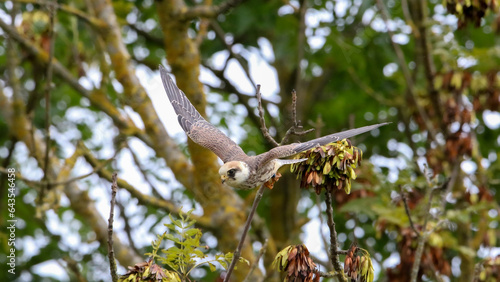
[256,85,280,147]
[410,191,434,282]
[15,0,107,28]
[279,89,315,145]
[180,0,248,20]
[415,0,444,132]
[440,160,461,212]
[203,64,267,130]
[40,0,57,202]
[375,0,437,141]
[126,143,164,199]
[401,192,420,237]
[401,0,420,38]
[116,201,141,257]
[242,239,268,282]
[324,190,347,282]
[315,194,333,269]
[224,184,266,282]
[79,145,213,230]
[62,257,86,282]
[208,20,257,89]
[108,172,119,282]
[293,0,307,91]
[410,171,455,282]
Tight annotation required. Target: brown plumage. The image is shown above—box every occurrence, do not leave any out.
[160,65,388,189]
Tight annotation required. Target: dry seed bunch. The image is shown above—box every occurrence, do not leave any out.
[272,244,319,282]
[344,245,375,282]
[290,139,362,195]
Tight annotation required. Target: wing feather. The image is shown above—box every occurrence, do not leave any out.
[255,122,390,167]
[159,65,247,163]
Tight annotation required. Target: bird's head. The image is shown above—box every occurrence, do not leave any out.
[219,161,250,187]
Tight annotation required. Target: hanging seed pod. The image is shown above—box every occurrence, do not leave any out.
[272,244,319,282]
[290,139,363,194]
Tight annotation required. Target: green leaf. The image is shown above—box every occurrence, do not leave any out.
[184,228,201,237]
[208,262,216,272]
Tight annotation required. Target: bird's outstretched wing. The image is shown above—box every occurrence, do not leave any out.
[256,122,390,167]
[159,65,247,163]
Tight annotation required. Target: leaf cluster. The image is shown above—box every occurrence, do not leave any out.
[142,210,248,281]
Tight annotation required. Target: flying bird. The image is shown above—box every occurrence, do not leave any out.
[159,66,388,190]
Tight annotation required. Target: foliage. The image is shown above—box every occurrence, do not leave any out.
[142,210,248,281]
[0,0,499,281]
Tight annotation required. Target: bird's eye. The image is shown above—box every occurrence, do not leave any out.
[227,168,236,177]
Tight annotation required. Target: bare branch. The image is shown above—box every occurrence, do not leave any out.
[116,201,141,257]
[224,184,266,282]
[257,85,280,147]
[315,194,333,269]
[107,172,119,282]
[203,64,264,129]
[280,89,315,145]
[79,145,214,230]
[401,0,420,38]
[0,17,196,189]
[324,190,347,282]
[242,239,268,282]
[209,20,258,90]
[180,0,248,21]
[414,0,444,131]
[127,23,163,47]
[125,144,164,199]
[410,188,435,282]
[411,171,455,282]
[41,0,57,198]
[401,192,420,237]
[15,0,107,28]
[375,0,437,141]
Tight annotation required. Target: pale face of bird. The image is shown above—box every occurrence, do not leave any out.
[219,161,251,189]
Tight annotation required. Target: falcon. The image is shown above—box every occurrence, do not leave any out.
[159,66,388,190]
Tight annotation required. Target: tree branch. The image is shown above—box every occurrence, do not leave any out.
[127,23,163,47]
[15,0,107,29]
[203,64,264,130]
[401,191,420,237]
[324,190,347,281]
[410,168,456,282]
[107,172,119,282]
[242,239,268,282]
[0,16,196,190]
[279,89,315,145]
[0,96,143,267]
[79,144,214,231]
[224,184,266,282]
[257,85,280,147]
[375,0,437,141]
[180,0,248,21]
[41,0,57,199]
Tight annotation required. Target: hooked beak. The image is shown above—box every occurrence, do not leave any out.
[221,175,227,184]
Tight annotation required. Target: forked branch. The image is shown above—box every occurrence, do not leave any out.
[256,87,314,147]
